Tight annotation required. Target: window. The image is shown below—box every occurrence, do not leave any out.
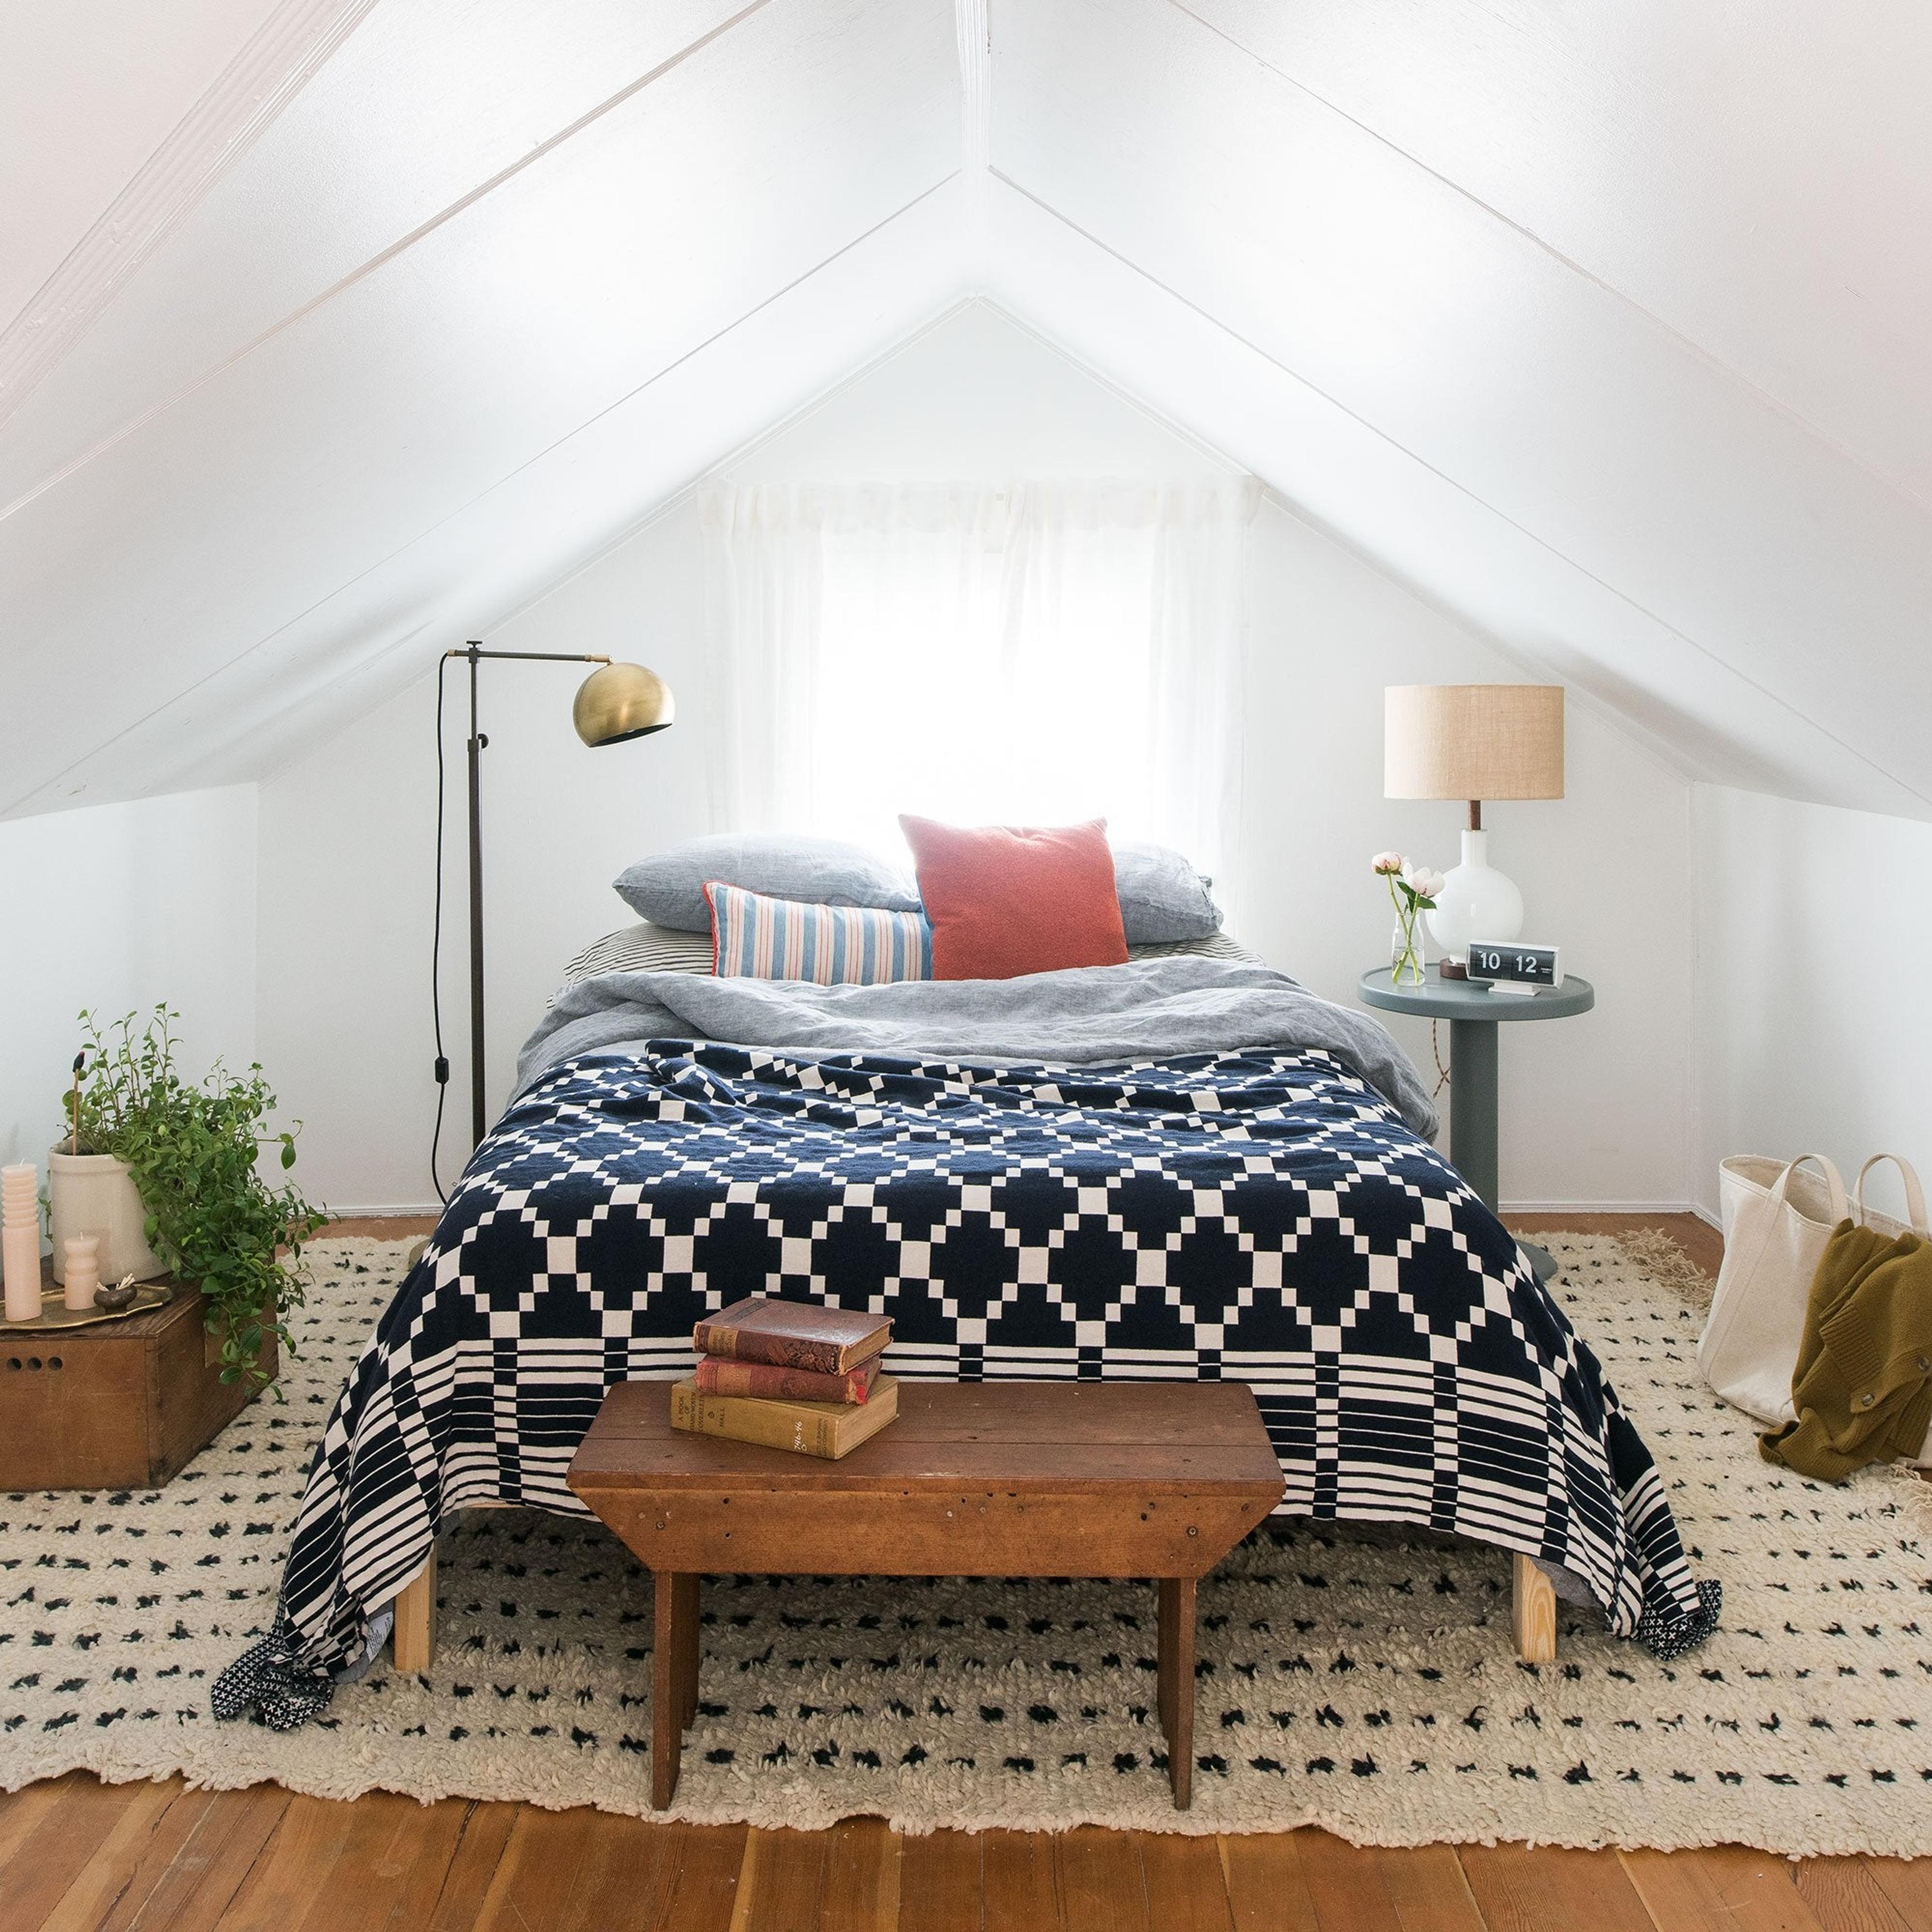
[701,477,1256,873]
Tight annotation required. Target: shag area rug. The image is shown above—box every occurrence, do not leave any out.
[2,1234,1928,1854]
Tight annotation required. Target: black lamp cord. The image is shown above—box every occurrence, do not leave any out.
[430,656,452,1204]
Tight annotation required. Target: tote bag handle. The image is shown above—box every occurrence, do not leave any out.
[1733,1154,1847,1292]
[1854,1154,1929,1235]
[1765,1154,1847,1223]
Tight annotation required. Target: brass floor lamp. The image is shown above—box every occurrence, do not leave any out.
[432,640,673,1197]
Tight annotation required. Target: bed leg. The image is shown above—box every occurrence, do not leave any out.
[1512,1553,1557,1664]
[392,1547,437,1673]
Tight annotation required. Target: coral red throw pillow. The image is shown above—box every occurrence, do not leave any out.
[900,816,1129,980]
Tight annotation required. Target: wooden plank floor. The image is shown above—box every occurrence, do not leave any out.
[8,1213,1925,1929]
[5,1778,1929,1932]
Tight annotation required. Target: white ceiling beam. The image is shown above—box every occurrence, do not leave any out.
[36,176,976,811]
[1,0,964,815]
[1163,0,1932,513]
[0,0,381,427]
[0,0,781,521]
[956,0,989,174]
[977,174,1928,820]
[989,0,1932,815]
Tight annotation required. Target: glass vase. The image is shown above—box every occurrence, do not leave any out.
[1390,920,1426,987]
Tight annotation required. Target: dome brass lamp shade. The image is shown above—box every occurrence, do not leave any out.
[574,660,674,746]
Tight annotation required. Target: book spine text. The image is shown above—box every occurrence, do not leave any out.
[670,1382,838,1458]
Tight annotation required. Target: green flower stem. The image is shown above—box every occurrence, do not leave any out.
[1386,873,1423,985]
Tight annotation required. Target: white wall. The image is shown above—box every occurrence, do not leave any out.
[0,785,259,1184]
[254,518,714,1212]
[257,304,1696,1211]
[1692,787,1932,1225]
[1239,516,1694,1213]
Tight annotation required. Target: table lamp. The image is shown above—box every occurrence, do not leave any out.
[1383,684,1563,963]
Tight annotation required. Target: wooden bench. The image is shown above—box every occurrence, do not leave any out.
[563,1379,1284,1810]
[390,1388,1563,1788]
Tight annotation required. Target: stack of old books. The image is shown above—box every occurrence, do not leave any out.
[670,1294,897,1460]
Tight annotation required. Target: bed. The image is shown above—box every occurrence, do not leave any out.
[214,945,1719,1731]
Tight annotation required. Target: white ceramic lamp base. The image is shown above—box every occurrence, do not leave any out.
[1425,829,1524,962]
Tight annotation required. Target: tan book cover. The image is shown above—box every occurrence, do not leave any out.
[669,1374,900,1460]
[691,1295,891,1376]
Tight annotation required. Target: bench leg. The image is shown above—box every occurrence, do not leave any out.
[1157,1575,1196,1810]
[653,1570,700,1808]
[675,1572,700,1727]
[392,1547,437,1674]
[1512,1553,1557,1664]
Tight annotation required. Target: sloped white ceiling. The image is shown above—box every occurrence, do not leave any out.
[1,0,964,812]
[1181,1,1932,510]
[0,0,287,326]
[3,0,1929,822]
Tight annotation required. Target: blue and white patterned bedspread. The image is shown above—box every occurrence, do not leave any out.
[215,1012,1717,1729]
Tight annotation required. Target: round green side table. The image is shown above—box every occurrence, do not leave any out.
[1359,965,1595,1282]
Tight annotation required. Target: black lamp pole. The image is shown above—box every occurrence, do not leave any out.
[465,647,487,1146]
[453,643,614,1148]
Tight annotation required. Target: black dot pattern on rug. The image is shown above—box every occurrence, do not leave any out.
[0,1235,1925,1853]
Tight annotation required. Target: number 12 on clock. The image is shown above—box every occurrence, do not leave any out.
[1467,943,1562,991]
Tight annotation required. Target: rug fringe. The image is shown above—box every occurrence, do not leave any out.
[1609,1228,1714,1310]
[1882,1457,1932,1531]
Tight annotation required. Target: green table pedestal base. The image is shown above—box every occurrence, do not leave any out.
[1447,1017,1499,1209]
[1449,1018,1558,1283]
[1360,969,1596,1293]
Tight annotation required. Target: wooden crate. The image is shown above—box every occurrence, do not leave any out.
[0,1266,272,1490]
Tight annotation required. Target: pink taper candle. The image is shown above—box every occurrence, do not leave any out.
[2,1164,38,1323]
[63,1234,101,1313]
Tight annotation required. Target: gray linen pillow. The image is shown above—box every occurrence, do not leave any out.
[1111,840,1224,943]
[614,834,921,932]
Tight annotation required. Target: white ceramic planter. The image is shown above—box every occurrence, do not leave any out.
[47,1149,165,1284]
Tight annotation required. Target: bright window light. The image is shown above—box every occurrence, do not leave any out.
[703,479,1255,873]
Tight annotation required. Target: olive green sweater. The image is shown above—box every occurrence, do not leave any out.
[1759,1222,1932,1482]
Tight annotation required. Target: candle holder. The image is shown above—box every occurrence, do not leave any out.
[63,1234,101,1313]
[3,1164,41,1324]
[0,1266,171,1332]
[94,1274,141,1313]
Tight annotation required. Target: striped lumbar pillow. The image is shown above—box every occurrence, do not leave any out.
[704,880,933,984]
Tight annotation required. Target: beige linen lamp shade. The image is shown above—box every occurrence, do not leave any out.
[1384,685,1564,807]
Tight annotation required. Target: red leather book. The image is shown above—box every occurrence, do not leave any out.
[691,1296,892,1376]
[693,1353,881,1405]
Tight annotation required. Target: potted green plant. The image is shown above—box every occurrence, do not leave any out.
[55,1007,326,1388]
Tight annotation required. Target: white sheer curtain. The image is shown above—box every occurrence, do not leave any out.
[699,477,1258,877]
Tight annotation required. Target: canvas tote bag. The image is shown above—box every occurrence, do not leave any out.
[1699,1154,1847,1424]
